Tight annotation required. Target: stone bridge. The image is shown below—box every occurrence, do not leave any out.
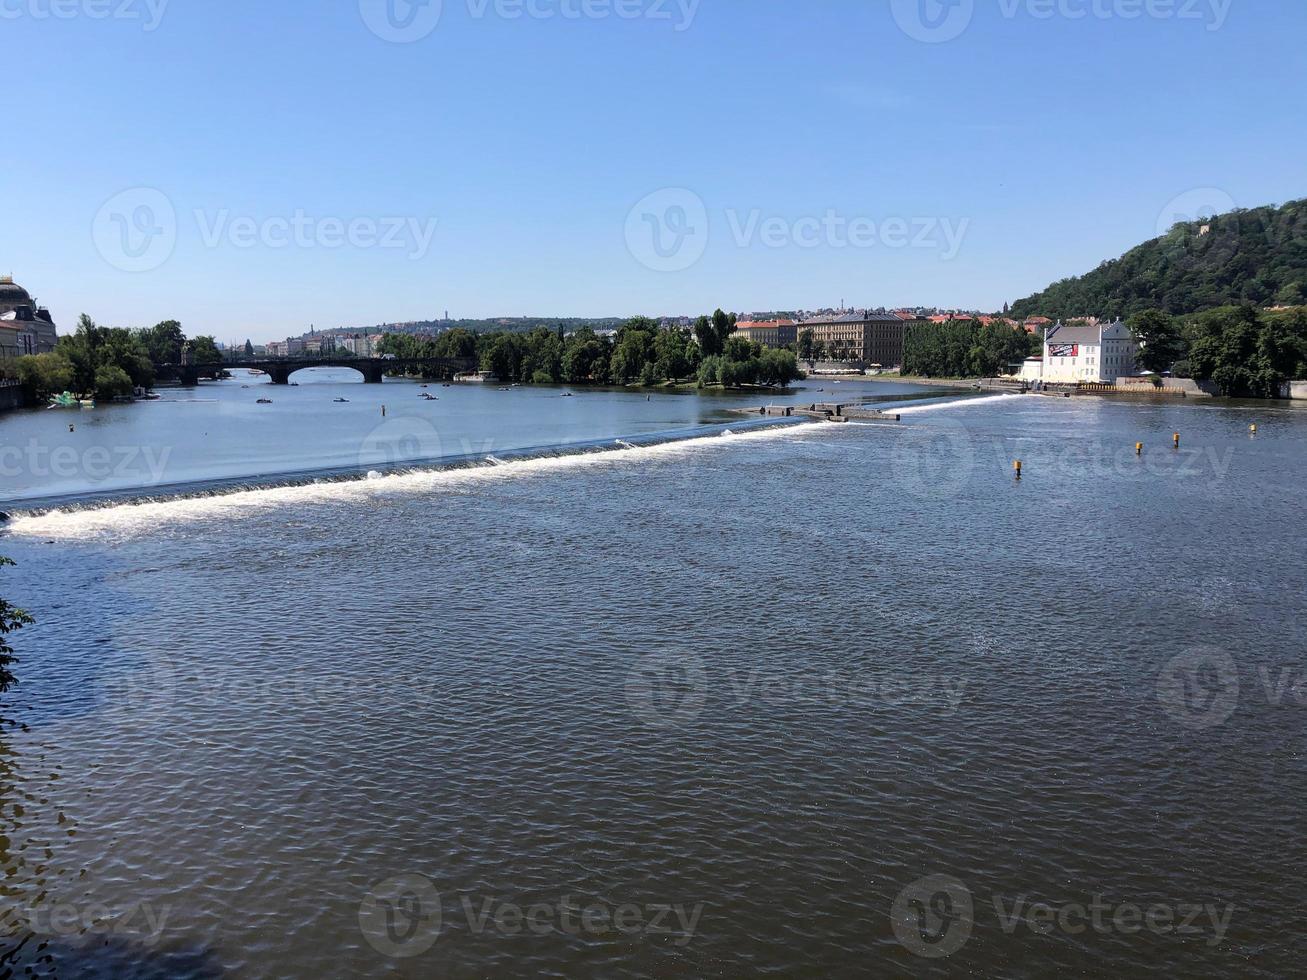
[164,356,477,386]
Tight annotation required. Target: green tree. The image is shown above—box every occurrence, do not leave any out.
[15,352,75,400]
[693,315,720,356]
[797,328,815,360]
[0,558,33,694]
[1128,310,1187,373]
[141,320,186,365]
[244,339,255,357]
[93,364,135,399]
[654,327,691,380]
[712,309,736,352]
[191,336,222,365]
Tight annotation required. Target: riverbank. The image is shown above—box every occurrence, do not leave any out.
[0,381,27,413]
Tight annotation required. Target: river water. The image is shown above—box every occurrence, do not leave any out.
[0,374,1304,978]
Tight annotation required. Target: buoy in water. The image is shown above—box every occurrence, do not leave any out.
[1136,442,1144,456]
[1174,432,1180,448]
[1250,424,1258,434]
[1013,460,1023,479]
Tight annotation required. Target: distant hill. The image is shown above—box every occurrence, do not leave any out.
[1009,199,1307,321]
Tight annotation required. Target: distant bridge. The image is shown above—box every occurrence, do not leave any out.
[161,356,477,386]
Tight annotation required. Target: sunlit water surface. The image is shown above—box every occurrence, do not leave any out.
[1,385,1304,978]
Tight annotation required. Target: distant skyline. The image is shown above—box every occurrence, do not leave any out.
[5,0,1305,344]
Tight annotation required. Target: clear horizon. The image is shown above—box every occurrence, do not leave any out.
[5,0,1304,344]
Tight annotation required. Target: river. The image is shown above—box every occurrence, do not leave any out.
[0,375,1303,977]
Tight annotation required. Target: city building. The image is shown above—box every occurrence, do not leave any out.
[1037,319,1139,383]
[734,319,797,349]
[339,333,385,357]
[799,310,920,368]
[0,276,58,361]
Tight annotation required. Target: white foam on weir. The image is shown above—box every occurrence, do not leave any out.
[6,423,815,541]
[895,392,1031,415]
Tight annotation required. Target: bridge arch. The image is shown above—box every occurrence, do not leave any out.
[276,362,386,385]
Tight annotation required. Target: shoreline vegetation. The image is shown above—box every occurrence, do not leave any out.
[2,317,222,404]
[377,310,804,390]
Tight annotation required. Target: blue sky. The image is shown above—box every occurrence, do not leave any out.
[4,0,1304,342]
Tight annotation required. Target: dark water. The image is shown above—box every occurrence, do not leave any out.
[1,391,1304,977]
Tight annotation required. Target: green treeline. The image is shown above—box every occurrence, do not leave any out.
[1129,305,1307,398]
[5,317,221,402]
[902,319,1038,378]
[1010,199,1307,320]
[377,310,804,388]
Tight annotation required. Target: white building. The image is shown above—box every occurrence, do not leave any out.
[1037,319,1140,383]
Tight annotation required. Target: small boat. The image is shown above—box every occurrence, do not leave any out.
[562,392,573,397]
[334,397,350,403]
[47,391,79,409]
[257,398,274,405]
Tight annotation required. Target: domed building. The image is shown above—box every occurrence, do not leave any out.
[0,276,59,360]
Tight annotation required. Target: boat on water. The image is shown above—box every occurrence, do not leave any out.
[257,398,274,405]
[47,391,83,409]
[333,398,350,403]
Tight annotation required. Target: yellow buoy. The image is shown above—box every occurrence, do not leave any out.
[1173,432,1180,448]
[1013,460,1023,479]
[1136,442,1143,455]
